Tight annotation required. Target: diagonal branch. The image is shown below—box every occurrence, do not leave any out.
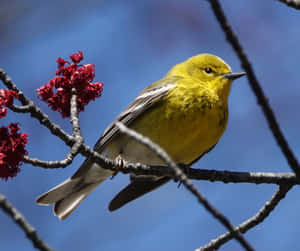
[207,0,300,176]
[0,193,54,251]
[115,122,254,251]
[196,184,292,251]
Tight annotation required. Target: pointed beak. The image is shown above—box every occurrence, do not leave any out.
[223,72,246,80]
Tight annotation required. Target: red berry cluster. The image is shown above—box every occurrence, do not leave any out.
[37,51,103,118]
[0,90,28,180]
[0,123,28,180]
[0,89,18,119]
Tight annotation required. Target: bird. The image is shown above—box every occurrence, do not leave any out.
[36,53,245,219]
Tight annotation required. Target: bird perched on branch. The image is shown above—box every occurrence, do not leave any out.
[36,54,245,219]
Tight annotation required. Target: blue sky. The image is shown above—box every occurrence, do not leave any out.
[1,0,300,250]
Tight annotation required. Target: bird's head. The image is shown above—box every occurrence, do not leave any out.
[167,54,245,100]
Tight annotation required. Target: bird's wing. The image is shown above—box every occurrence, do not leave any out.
[72,76,181,179]
[109,176,171,211]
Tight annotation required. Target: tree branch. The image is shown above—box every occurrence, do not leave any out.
[23,141,80,168]
[70,87,83,139]
[196,184,292,251]
[0,193,53,251]
[22,153,300,185]
[9,103,33,113]
[183,168,300,185]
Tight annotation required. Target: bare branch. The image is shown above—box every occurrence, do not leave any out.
[0,193,53,251]
[24,152,300,185]
[23,141,81,168]
[115,122,254,251]
[197,184,292,251]
[207,0,300,176]
[102,161,300,186]
[70,87,83,139]
[9,103,33,113]
[122,165,300,185]
[20,89,84,169]
[276,0,300,9]
[184,168,300,185]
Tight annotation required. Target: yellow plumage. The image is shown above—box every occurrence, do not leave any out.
[131,78,228,164]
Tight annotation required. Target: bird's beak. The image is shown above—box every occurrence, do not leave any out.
[223,72,246,80]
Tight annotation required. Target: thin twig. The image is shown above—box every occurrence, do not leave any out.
[115,122,254,251]
[0,193,54,251]
[70,87,83,139]
[276,0,300,9]
[23,141,81,168]
[21,89,84,168]
[9,103,33,113]
[208,0,300,176]
[197,184,292,251]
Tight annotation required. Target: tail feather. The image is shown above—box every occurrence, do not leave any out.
[36,178,104,220]
[36,159,114,219]
[53,182,101,220]
[36,178,80,205]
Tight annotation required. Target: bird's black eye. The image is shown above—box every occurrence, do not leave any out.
[204,67,213,74]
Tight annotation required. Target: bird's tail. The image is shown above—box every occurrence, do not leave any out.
[36,177,105,220]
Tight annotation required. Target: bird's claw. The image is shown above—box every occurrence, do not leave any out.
[111,155,126,179]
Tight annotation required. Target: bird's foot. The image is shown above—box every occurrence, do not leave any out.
[111,155,126,180]
[176,164,190,188]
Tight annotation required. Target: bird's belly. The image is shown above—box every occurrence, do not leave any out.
[106,101,228,166]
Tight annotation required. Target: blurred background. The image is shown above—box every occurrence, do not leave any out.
[1,0,300,250]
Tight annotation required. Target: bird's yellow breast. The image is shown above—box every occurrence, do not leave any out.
[130,79,228,164]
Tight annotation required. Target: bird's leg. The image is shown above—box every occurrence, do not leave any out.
[111,155,126,180]
[177,164,189,188]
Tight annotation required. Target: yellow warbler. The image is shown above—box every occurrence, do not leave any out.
[36,54,245,219]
